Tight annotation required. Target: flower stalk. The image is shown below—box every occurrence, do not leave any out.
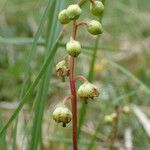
[53,1,104,150]
[69,20,78,150]
[109,106,120,150]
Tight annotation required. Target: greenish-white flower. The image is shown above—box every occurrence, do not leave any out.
[52,106,72,127]
[56,60,69,77]
[77,81,99,101]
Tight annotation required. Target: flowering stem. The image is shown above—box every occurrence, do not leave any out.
[69,20,78,150]
[109,106,120,150]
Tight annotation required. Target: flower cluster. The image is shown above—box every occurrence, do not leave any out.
[104,106,131,124]
[52,0,104,128]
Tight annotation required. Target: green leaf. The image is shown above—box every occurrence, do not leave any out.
[29,1,67,150]
[0,115,7,150]
[0,33,62,138]
[11,0,56,149]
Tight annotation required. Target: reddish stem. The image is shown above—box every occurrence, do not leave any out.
[69,21,78,150]
[77,21,87,27]
[63,96,71,104]
[75,75,88,82]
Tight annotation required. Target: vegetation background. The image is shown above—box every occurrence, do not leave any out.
[0,0,150,149]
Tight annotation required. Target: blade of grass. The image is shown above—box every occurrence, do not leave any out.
[112,90,137,105]
[78,0,106,140]
[0,115,7,150]
[0,32,62,137]
[107,58,150,95]
[29,1,66,150]
[11,0,55,149]
[0,36,45,45]
[0,36,133,52]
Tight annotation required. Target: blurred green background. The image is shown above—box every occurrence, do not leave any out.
[0,0,150,149]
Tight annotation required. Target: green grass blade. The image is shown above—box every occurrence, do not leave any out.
[0,33,62,137]
[112,90,137,105]
[0,115,7,150]
[0,36,120,52]
[11,0,55,149]
[0,36,45,45]
[29,1,66,149]
[107,58,150,94]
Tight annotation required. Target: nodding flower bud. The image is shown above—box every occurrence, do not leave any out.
[87,20,103,35]
[111,113,118,121]
[52,106,72,127]
[90,1,104,16]
[66,4,82,20]
[66,39,81,57]
[122,106,130,115]
[77,81,99,102]
[58,9,71,24]
[104,115,113,124]
[56,60,69,77]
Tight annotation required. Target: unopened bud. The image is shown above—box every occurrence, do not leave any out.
[87,20,103,35]
[122,106,130,115]
[104,115,113,124]
[58,9,71,24]
[66,4,82,20]
[90,1,104,16]
[66,39,81,57]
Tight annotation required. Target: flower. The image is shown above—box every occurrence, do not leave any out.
[77,81,99,101]
[56,60,69,77]
[52,105,72,127]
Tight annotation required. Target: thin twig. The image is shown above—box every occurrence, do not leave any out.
[75,75,88,82]
[77,21,87,27]
[63,96,71,104]
[109,106,120,150]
